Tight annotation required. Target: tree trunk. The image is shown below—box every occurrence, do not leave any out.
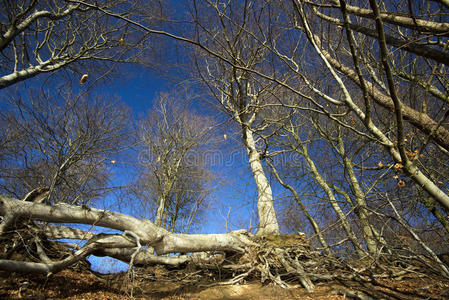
[336,134,380,254]
[300,143,365,257]
[243,126,279,235]
[155,195,167,227]
[0,195,255,274]
[267,160,330,254]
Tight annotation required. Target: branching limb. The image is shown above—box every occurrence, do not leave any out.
[385,195,449,278]
[123,230,141,272]
[0,233,134,274]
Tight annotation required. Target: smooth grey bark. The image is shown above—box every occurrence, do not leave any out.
[0,60,74,89]
[0,4,80,52]
[93,248,223,267]
[0,196,250,255]
[0,233,135,274]
[311,6,449,66]
[296,7,449,153]
[155,189,171,227]
[335,132,380,254]
[331,1,449,35]
[294,0,449,213]
[243,126,280,235]
[0,195,255,274]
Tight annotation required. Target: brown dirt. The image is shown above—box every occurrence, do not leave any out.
[1,268,449,299]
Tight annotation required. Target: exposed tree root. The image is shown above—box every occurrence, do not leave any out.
[125,234,449,299]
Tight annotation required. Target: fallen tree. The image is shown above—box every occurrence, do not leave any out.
[0,193,250,260]
[1,192,448,296]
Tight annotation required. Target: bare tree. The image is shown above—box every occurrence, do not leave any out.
[0,195,253,270]
[287,0,449,211]
[79,0,449,248]
[188,0,298,235]
[0,89,131,205]
[135,91,214,232]
[253,0,449,259]
[267,158,331,255]
[0,0,159,89]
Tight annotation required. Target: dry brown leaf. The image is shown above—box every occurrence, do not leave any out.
[394,163,403,171]
[80,74,88,84]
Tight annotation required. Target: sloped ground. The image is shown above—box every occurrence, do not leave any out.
[1,234,448,299]
[1,266,449,299]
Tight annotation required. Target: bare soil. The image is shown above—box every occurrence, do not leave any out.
[1,266,448,299]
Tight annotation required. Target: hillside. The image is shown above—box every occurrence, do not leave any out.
[1,261,448,299]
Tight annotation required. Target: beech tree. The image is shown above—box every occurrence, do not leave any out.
[287,0,449,212]
[1,1,449,296]
[233,0,449,258]
[188,0,299,235]
[133,92,214,232]
[0,0,157,89]
[0,90,130,204]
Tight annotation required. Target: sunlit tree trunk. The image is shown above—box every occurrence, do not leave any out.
[155,195,167,227]
[243,126,279,235]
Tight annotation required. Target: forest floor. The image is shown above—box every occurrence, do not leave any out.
[1,265,449,300]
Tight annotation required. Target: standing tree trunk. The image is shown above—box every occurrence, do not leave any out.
[300,142,365,257]
[243,126,279,235]
[336,133,380,254]
[267,160,330,254]
[155,195,167,227]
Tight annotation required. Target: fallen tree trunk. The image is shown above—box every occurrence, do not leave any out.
[0,195,250,254]
[0,195,252,274]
